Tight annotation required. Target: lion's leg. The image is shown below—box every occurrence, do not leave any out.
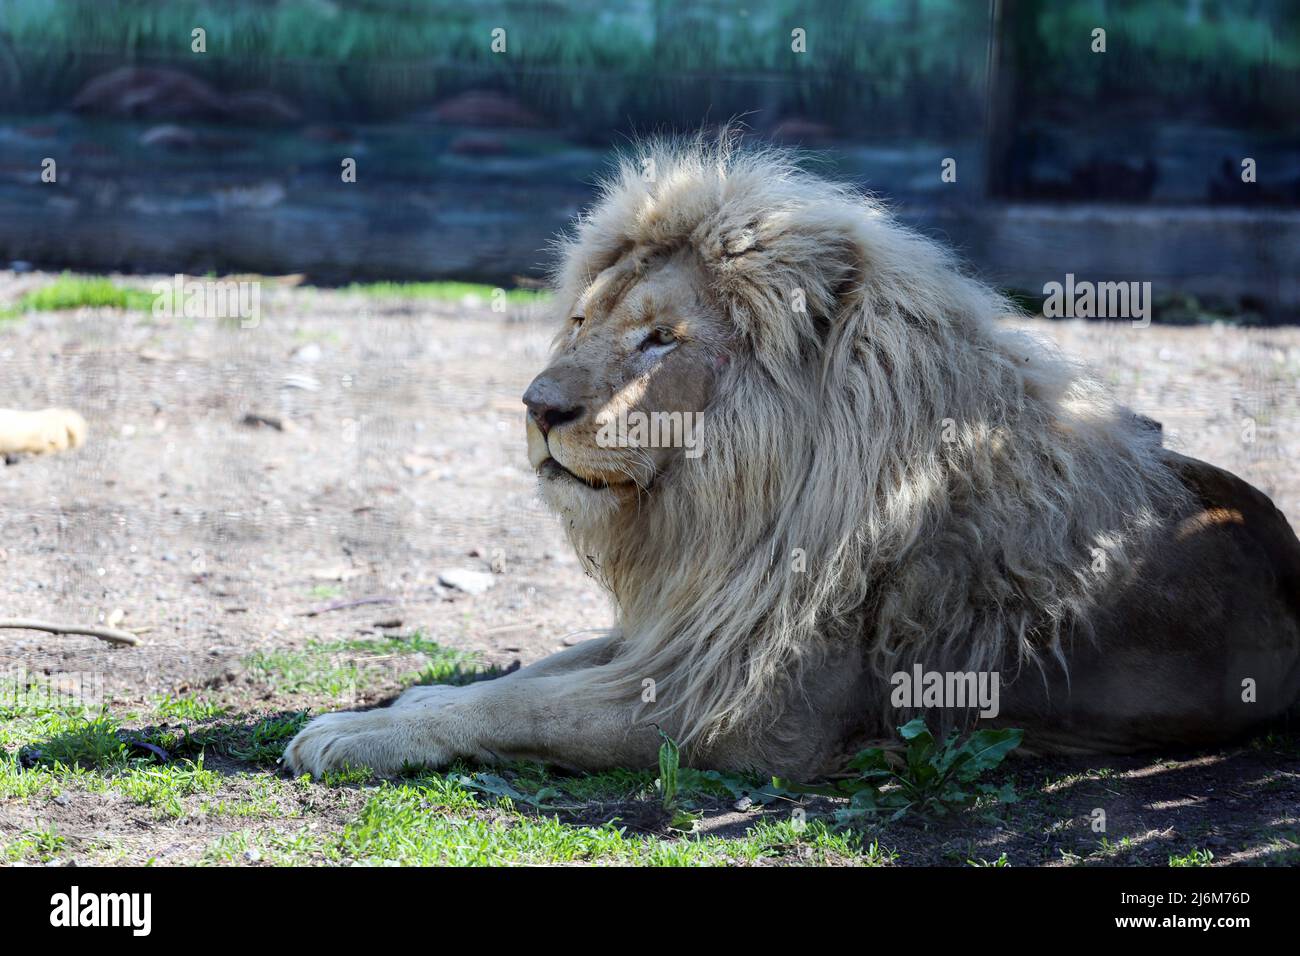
[283,660,661,777]
[388,634,620,710]
[283,633,868,778]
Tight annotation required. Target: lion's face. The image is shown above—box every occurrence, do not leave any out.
[524,245,727,520]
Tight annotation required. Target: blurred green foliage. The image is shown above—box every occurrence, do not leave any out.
[0,0,986,135]
[1,1,1292,136]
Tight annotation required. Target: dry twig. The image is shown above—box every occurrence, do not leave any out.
[0,618,142,646]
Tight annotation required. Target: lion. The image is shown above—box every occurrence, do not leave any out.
[0,408,87,459]
[285,139,1300,780]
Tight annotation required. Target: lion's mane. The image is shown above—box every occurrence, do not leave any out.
[549,136,1189,753]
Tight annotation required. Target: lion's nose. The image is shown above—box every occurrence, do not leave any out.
[523,376,584,436]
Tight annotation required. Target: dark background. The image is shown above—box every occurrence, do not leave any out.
[1,0,1297,318]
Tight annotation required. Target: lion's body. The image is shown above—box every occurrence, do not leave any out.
[0,408,87,457]
[285,140,1300,780]
[991,451,1300,755]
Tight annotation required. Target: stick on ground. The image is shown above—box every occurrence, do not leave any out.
[296,595,397,617]
[0,618,142,646]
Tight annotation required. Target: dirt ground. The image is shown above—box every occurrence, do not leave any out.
[1,270,1298,866]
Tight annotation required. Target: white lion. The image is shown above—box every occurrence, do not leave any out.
[286,138,1300,779]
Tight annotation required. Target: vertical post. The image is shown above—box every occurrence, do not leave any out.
[983,0,1019,200]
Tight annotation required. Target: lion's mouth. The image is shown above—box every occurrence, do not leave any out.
[539,457,609,491]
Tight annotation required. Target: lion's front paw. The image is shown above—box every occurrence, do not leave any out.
[282,706,456,778]
[0,408,88,456]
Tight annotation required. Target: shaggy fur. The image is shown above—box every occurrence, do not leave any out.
[285,135,1299,780]
[551,136,1191,749]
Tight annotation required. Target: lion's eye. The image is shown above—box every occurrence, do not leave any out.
[640,327,677,350]
[571,315,585,328]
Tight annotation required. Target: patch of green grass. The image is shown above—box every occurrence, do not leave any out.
[202,826,339,866]
[1,823,66,863]
[338,782,706,865]
[4,700,901,867]
[153,694,228,723]
[429,762,644,812]
[3,272,154,316]
[347,808,612,865]
[542,767,656,803]
[320,765,376,787]
[226,711,310,764]
[1255,831,1300,865]
[139,719,235,762]
[449,758,737,813]
[202,775,894,867]
[244,634,505,707]
[3,665,1015,866]
[323,631,461,658]
[126,706,316,767]
[1248,731,1300,756]
[243,647,372,699]
[113,757,222,819]
[381,771,483,811]
[200,779,291,820]
[0,679,99,750]
[22,713,127,769]
[244,633,486,699]
[322,631,499,687]
[6,710,232,821]
[0,694,122,800]
[1169,847,1216,867]
[0,754,61,800]
[1096,835,1138,861]
[341,281,548,306]
[409,657,506,686]
[744,818,889,865]
[431,758,885,863]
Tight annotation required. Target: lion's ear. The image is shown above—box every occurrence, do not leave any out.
[824,239,870,325]
[789,207,872,341]
[804,202,955,344]
[719,219,763,259]
[702,203,873,345]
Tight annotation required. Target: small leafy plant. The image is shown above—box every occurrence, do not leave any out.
[449,770,566,810]
[656,732,702,831]
[783,718,1023,825]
